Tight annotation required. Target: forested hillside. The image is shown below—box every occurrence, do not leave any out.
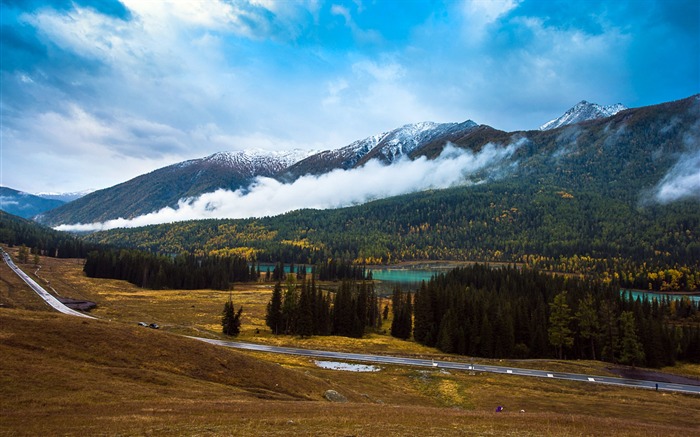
[0,210,97,258]
[82,179,699,291]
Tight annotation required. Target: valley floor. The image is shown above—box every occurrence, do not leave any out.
[1,249,699,436]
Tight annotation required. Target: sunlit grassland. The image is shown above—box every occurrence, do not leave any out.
[2,248,700,436]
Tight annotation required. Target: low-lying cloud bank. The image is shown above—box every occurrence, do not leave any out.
[55,143,517,232]
[654,149,700,204]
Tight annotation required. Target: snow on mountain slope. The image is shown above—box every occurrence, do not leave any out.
[285,120,480,179]
[35,190,93,202]
[365,120,479,163]
[539,101,627,131]
[174,149,316,177]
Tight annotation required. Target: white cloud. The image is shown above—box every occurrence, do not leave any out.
[330,3,382,44]
[461,0,520,40]
[654,150,700,204]
[54,143,519,231]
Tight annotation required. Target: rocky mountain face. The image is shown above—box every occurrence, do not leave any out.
[539,100,627,130]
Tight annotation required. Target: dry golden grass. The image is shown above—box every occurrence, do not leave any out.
[2,249,700,436]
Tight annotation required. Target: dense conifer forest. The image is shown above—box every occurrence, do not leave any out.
[83,249,256,290]
[405,265,700,366]
[0,210,97,258]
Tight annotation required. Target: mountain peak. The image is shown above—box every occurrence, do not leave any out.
[540,100,627,131]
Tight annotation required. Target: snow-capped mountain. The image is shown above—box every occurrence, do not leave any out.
[539,101,627,131]
[39,120,480,226]
[284,120,479,179]
[356,120,479,165]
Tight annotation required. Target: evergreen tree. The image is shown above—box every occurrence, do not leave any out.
[281,276,298,334]
[222,293,243,336]
[618,311,645,366]
[599,299,620,363]
[266,282,283,334]
[575,293,600,360]
[390,288,412,340]
[296,280,314,337]
[413,281,437,345]
[548,291,574,359]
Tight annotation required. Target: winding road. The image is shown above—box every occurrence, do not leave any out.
[3,248,699,395]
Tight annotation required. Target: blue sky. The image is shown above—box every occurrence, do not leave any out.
[1,0,698,194]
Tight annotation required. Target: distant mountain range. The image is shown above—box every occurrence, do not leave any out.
[11,96,697,228]
[76,94,699,272]
[0,187,66,219]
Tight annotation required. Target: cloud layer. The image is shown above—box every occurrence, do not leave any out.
[2,0,698,193]
[54,143,517,231]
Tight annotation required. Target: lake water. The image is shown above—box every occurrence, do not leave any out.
[370,268,437,284]
[622,289,700,303]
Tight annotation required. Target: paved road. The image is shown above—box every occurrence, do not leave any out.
[3,248,698,395]
[1,249,95,319]
[193,337,700,395]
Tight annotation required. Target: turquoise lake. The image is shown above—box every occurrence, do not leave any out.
[256,263,699,302]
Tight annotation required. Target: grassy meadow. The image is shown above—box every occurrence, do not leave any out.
[1,247,700,436]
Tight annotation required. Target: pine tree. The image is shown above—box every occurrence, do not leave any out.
[599,299,620,362]
[390,288,412,340]
[281,276,298,334]
[576,293,599,360]
[297,280,314,337]
[548,291,574,359]
[618,311,645,366]
[266,282,283,334]
[413,281,436,345]
[222,293,243,336]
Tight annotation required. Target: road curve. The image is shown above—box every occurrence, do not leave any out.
[1,249,95,319]
[3,248,697,395]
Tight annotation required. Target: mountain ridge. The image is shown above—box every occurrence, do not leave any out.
[34,95,699,227]
[37,120,482,226]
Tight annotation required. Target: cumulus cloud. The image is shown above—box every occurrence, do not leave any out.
[54,143,518,232]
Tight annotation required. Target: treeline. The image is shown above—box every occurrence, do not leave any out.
[266,279,381,338]
[401,265,699,367]
[83,249,257,290]
[0,210,97,258]
[316,258,371,281]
